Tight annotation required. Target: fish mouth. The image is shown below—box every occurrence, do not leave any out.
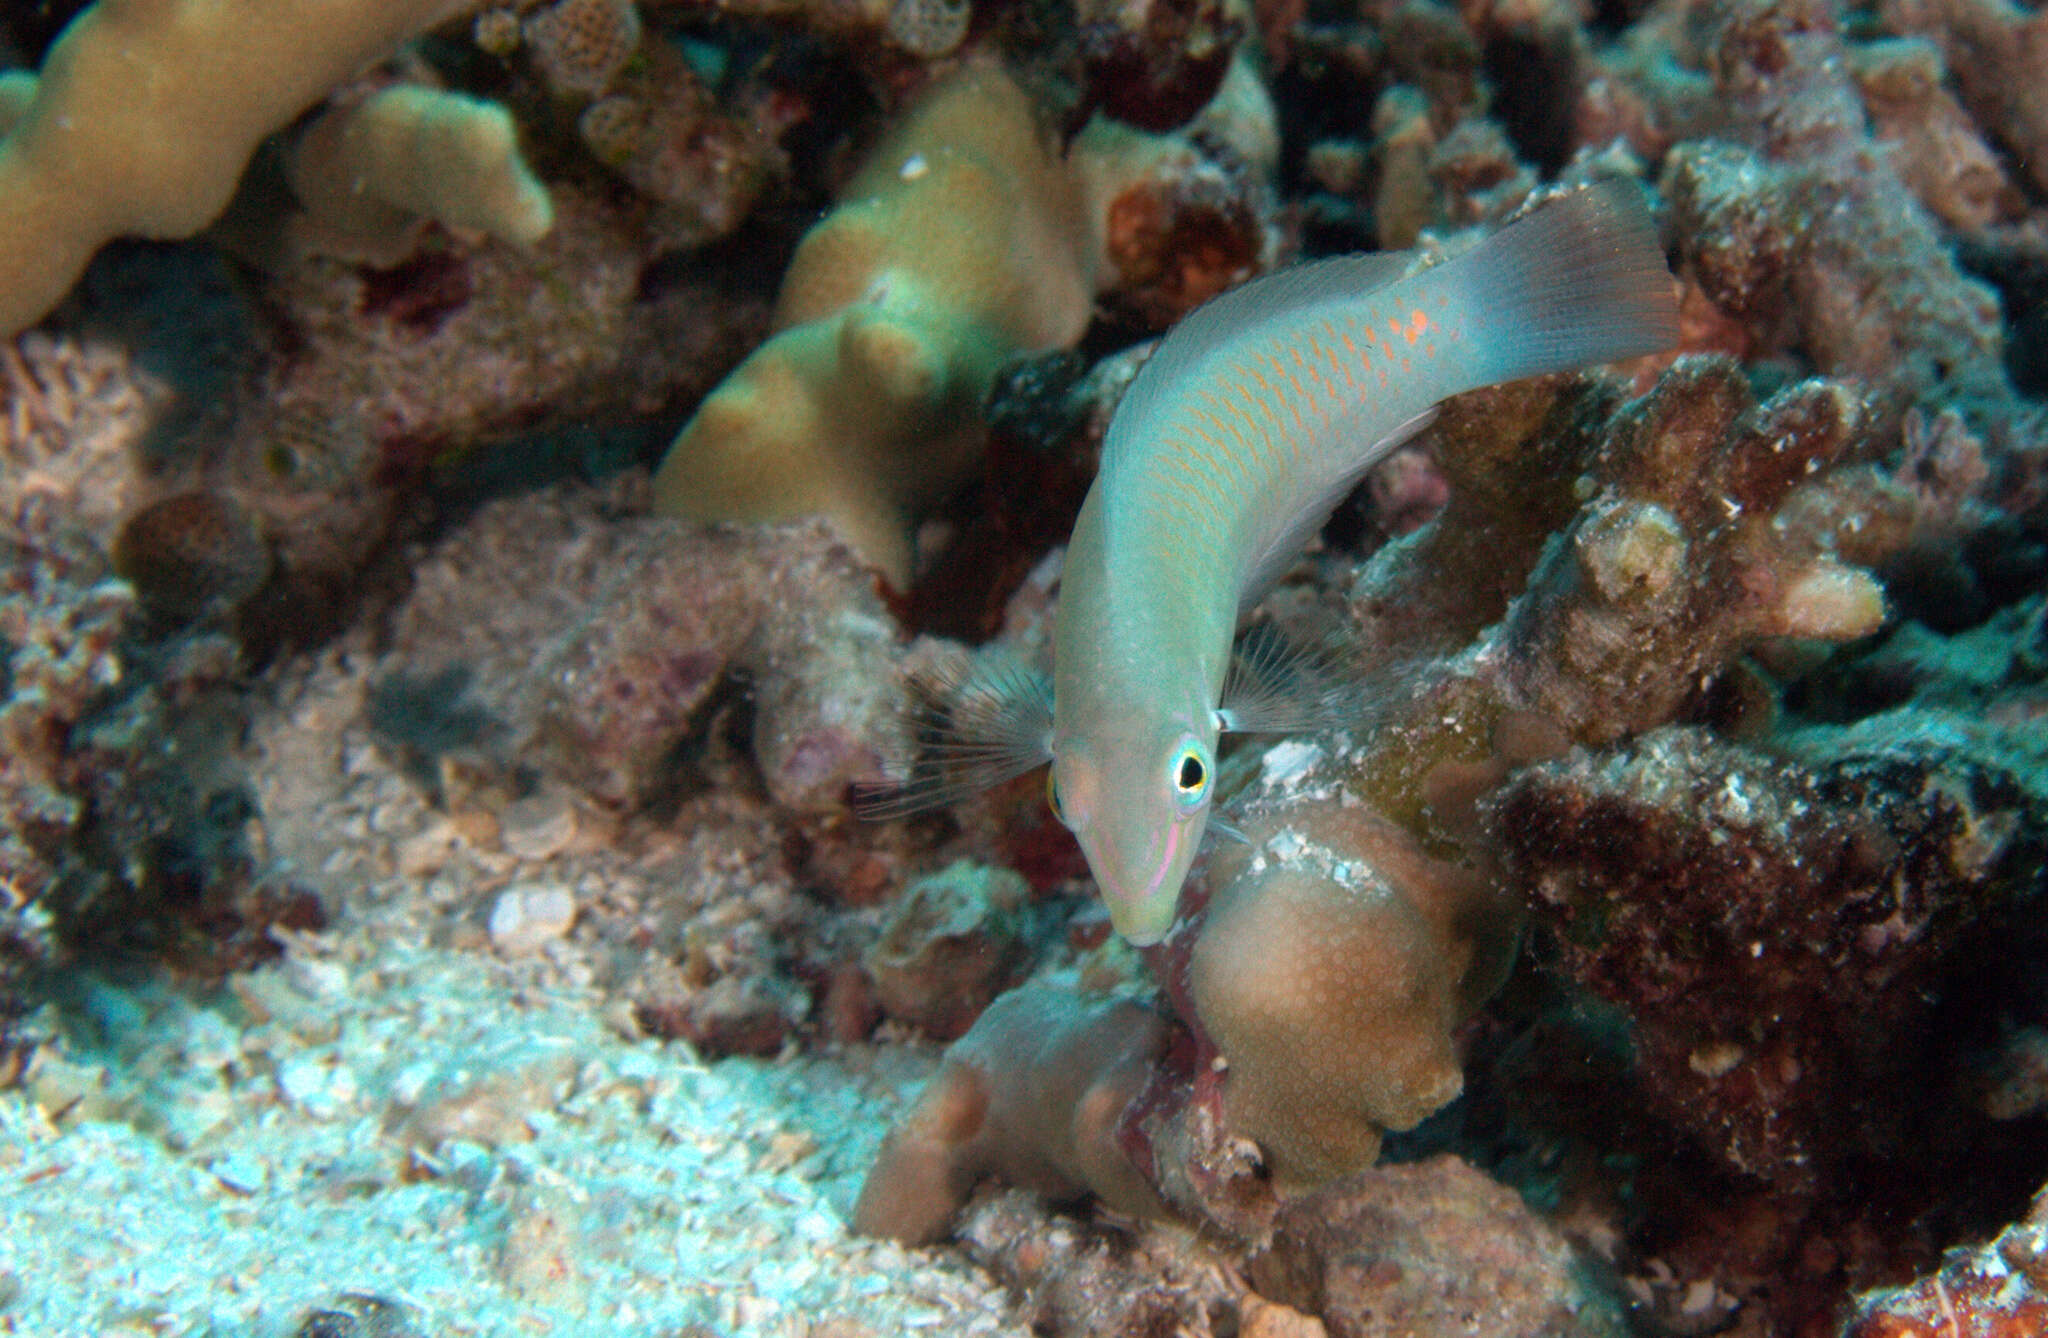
[1087,836,1185,947]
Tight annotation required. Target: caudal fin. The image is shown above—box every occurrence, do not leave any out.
[1446,179,1680,384]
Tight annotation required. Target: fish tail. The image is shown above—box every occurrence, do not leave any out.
[1443,179,1680,384]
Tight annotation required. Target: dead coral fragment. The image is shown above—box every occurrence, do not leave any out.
[1879,0,2048,197]
[1250,1157,1629,1338]
[865,860,1029,1039]
[1491,718,2048,1187]
[954,1188,1247,1338]
[1709,0,2012,429]
[0,0,499,335]
[572,42,790,246]
[379,481,907,815]
[1847,1194,2048,1338]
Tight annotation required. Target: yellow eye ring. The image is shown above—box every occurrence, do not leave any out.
[1171,744,1209,809]
[1046,770,1066,824]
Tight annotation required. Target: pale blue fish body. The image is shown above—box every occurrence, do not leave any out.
[1047,182,1679,945]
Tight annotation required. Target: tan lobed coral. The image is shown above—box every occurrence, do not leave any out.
[649,60,1099,588]
[650,56,1277,587]
[282,82,555,266]
[0,0,565,336]
[1188,806,1519,1189]
[854,982,1173,1244]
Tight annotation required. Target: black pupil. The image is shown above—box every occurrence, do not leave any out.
[1178,755,1204,790]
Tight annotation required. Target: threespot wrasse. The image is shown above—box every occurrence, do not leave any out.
[864,180,1680,946]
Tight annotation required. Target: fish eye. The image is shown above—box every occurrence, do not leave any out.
[1171,744,1209,809]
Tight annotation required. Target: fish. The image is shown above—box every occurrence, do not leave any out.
[865,180,1680,946]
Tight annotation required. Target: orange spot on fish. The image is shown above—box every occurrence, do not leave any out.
[1405,309,1429,345]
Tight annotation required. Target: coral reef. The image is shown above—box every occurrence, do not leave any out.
[373,477,909,816]
[1701,0,2015,436]
[6,0,2048,1331]
[1878,0,2048,199]
[1492,718,2048,1188]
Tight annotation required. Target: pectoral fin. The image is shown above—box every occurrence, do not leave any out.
[854,657,1055,817]
[1216,623,1354,734]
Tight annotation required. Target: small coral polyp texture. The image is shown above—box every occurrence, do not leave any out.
[522,0,642,99]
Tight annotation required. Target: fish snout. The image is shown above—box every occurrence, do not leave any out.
[1080,818,1197,947]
